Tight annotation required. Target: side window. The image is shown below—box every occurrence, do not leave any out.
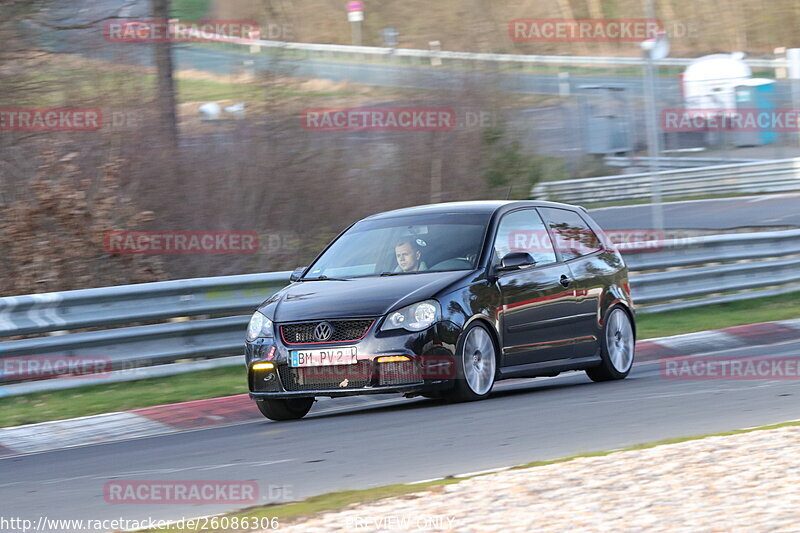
[540,208,602,261]
[493,209,557,266]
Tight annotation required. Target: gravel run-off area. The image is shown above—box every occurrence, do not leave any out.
[277,425,800,532]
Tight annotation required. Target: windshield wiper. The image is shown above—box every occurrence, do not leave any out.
[300,275,349,281]
[379,271,421,276]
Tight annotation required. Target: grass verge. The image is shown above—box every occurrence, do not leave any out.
[636,290,800,339]
[1,291,798,428]
[0,366,247,428]
[170,0,210,20]
[7,70,338,106]
[142,419,800,532]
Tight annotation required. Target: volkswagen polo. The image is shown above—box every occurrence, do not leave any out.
[245,201,635,420]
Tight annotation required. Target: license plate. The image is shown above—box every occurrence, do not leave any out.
[290,347,357,367]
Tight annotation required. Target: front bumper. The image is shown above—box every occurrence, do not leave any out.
[246,320,460,398]
[250,384,427,399]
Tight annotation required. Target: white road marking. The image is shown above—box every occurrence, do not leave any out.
[559,381,783,408]
[33,459,295,486]
[454,465,518,478]
[0,412,172,454]
[406,477,445,485]
[748,193,800,203]
[656,331,745,352]
[777,318,800,330]
[113,459,294,478]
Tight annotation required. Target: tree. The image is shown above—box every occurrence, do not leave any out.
[482,125,565,200]
[151,0,179,147]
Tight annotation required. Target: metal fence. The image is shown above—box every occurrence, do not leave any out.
[1,230,798,390]
[0,273,290,381]
[602,156,763,169]
[532,158,800,204]
[207,34,788,71]
[0,272,290,337]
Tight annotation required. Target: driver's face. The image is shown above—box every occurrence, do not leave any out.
[395,243,420,272]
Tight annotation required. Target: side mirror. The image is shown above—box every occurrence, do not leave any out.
[290,266,307,282]
[497,252,536,272]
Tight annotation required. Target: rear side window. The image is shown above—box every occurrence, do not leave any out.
[539,208,602,261]
[493,209,557,266]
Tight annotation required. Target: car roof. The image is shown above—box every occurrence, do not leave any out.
[363,200,585,220]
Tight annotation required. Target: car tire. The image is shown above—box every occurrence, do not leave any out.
[256,398,314,421]
[586,306,635,382]
[443,322,498,402]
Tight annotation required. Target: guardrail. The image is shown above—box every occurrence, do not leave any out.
[1,230,798,390]
[603,156,763,169]
[634,256,800,306]
[202,34,787,70]
[532,158,800,204]
[0,272,289,337]
[0,273,291,384]
[623,229,800,271]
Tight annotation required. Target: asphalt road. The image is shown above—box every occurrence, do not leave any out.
[590,193,800,231]
[4,339,800,528]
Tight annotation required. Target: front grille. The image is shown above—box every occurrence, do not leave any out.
[278,362,373,391]
[280,319,374,345]
[378,361,423,386]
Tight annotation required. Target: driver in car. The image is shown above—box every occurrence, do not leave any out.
[394,238,428,272]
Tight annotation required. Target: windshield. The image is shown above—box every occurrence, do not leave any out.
[304,213,491,279]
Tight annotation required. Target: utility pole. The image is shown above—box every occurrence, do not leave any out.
[430,156,442,203]
[641,0,667,233]
[787,48,800,147]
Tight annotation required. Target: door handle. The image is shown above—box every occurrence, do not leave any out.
[559,275,571,288]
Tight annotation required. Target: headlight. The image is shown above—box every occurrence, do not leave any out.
[381,300,441,332]
[246,312,274,341]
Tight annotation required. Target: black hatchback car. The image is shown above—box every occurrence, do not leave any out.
[246,201,635,420]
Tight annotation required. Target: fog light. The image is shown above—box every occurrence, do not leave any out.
[376,355,411,363]
[252,362,275,371]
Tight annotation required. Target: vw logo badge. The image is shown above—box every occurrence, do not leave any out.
[314,321,333,342]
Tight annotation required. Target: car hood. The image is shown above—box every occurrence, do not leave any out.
[260,270,474,322]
